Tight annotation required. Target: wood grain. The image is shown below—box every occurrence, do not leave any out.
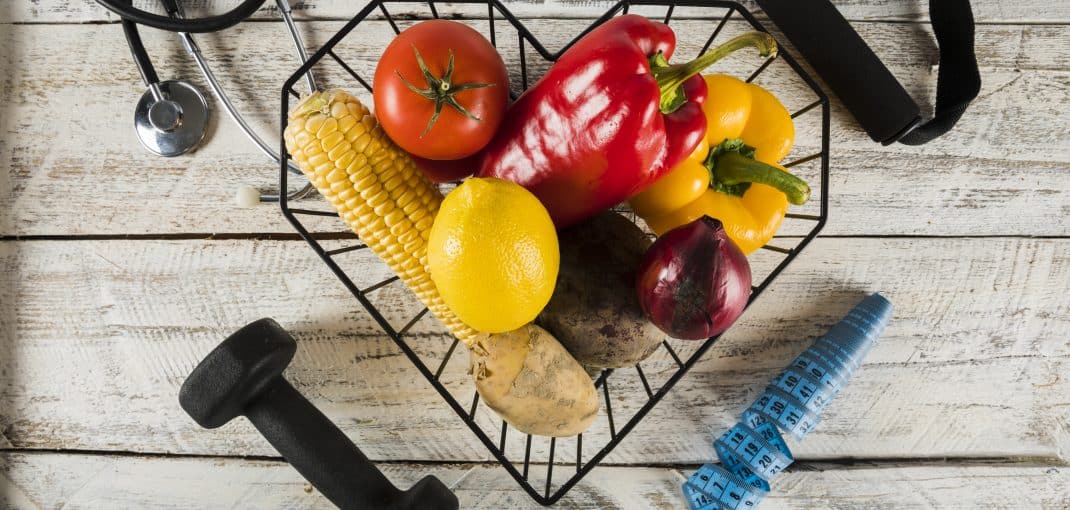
[2,0,1069,506]
[1,20,1068,236]
[3,452,1068,509]
[4,0,1069,24]
[2,238,1067,463]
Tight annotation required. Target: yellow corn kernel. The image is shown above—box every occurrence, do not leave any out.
[284,89,477,344]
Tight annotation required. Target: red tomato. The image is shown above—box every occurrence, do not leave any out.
[373,20,509,161]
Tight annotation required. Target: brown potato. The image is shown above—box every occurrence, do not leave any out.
[469,324,598,437]
[539,212,663,368]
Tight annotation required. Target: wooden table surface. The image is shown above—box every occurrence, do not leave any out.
[2,0,1069,508]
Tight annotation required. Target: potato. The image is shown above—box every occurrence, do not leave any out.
[539,212,663,368]
[469,324,598,437]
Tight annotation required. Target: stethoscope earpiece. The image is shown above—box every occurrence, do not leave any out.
[235,184,261,208]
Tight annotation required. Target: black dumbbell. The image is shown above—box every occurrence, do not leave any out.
[179,318,458,510]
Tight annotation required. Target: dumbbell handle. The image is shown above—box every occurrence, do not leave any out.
[245,378,456,510]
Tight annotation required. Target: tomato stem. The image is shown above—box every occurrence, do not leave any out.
[396,45,496,137]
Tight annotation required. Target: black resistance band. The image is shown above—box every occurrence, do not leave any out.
[755,0,981,146]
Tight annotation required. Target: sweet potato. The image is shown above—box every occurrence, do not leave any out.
[469,324,598,437]
[539,212,663,368]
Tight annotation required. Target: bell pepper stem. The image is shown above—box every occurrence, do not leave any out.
[651,32,778,113]
[714,152,810,205]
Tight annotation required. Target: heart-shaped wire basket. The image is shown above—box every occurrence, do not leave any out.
[280,0,828,504]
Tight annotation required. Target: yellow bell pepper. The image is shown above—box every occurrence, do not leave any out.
[629,137,709,218]
[630,74,809,254]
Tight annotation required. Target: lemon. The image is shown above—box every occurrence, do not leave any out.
[428,178,559,333]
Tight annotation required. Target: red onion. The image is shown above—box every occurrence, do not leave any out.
[635,216,752,340]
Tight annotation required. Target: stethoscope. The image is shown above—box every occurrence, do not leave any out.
[97,0,316,205]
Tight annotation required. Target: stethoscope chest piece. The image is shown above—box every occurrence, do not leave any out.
[134,80,209,157]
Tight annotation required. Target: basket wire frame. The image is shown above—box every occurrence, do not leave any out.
[279,0,830,505]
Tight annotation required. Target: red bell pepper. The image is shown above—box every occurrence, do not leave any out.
[476,14,777,228]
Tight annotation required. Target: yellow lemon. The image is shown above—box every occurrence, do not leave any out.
[428,178,559,333]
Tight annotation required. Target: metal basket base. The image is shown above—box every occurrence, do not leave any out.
[279,0,829,504]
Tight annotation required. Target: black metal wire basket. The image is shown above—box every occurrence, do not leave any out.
[279,0,829,504]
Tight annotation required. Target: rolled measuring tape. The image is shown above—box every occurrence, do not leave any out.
[770,367,838,412]
[683,293,892,510]
[716,423,793,479]
[747,387,822,439]
[684,464,766,509]
[790,351,850,389]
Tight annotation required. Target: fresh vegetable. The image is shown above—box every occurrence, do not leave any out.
[628,137,710,219]
[476,15,777,228]
[470,324,599,437]
[539,212,663,368]
[635,216,752,340]
[428,177,559,333]
[373,20,509,161]
[286,89,592,437]
[284,89,477,344]
[631,75,809,254]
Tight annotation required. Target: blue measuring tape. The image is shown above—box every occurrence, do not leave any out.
[683,464,765,509]
[716,422,793,479]
[684,293,892,510]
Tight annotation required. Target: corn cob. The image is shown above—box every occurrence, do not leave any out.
[284,89,477,344]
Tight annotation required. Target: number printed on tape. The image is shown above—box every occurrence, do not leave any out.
[730,461,772,492]
[743,414,792,460]
[688,464,727,496]
[714,443,774,492]
[806,343,860,376]
[750,389,820,439]
[717,424,791,478]
[683,482,720,510]
[683,295,890,510]
[686,464,766,510]
[771,369,839,414]
[791,354,847,389]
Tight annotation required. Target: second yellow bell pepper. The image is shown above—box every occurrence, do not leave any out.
[630,74,809,254]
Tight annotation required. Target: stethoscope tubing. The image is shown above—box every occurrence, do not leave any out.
[98,0,266,33]
[279,0,317,94]
[121,18,160,90]
[181,29,316,201]
[107,0,315,202]
[180,32,306,179]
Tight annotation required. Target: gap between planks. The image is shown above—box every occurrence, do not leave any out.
[3,447,1067,470]
[4,451,1067,510]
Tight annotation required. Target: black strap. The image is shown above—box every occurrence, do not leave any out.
[898,0,981,145]
[755,0,981,146]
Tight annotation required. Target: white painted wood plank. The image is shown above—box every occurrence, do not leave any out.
[1,21,1068,236]
[3,453,1068,509]
[2,238,1067,462]
[4,0,1069,24]
[0,452,474,510]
